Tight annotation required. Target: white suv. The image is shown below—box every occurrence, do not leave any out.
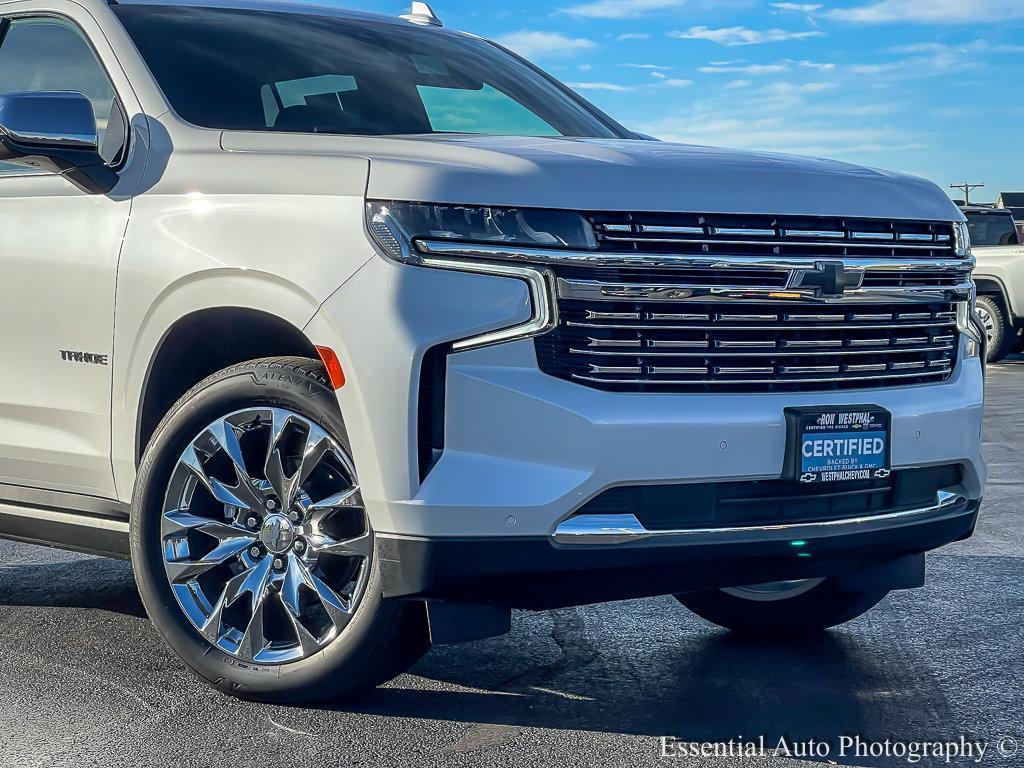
[0,0,986,704]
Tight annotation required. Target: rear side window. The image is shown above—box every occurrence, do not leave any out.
[0,18,115,142]
[966,212,1021,247]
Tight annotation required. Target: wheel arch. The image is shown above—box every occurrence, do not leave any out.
[974,276,1015,324]
[134,306,321,464]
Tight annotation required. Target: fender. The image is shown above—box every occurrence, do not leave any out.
[111,271,325,501]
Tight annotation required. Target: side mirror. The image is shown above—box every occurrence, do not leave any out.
[0,91,117,193]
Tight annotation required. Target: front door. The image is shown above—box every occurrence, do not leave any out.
[0,14,140,498]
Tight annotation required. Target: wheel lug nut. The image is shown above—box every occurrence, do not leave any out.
[273,557,286,570]
[289,511,301,523]
[294,540,306,554]
[246,516,259,529]
[266,499,278,511]
[249,546,262,559]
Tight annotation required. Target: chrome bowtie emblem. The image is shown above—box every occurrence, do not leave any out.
[787,261,865,298]
[260,514,296,554]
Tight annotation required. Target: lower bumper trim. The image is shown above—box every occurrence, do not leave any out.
[552,490,967,546]
[378,497,980,610]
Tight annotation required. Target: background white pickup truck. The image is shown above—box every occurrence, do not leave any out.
[963,206,1024,361]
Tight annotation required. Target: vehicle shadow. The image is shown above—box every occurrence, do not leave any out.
[343,605,953,766]
[0,559,959,767]
[0,556,147,618]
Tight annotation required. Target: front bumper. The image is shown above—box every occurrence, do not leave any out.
[306,255,986,604]
[379,496,980,610]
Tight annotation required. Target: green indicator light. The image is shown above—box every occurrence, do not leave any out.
[790,540,808,547]
[797,553,812,558]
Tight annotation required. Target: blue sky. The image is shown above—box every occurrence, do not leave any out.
[336,0,1023,203]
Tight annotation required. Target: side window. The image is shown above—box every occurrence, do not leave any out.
[0,17,116,174]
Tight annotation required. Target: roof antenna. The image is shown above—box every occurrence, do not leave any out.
[400,2,443,26]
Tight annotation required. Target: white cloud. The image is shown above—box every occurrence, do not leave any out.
[663,78,695,87]
[621,63,674,70]
[847,48,982,79]
[798,59,836,70]
[561,0,687,19]
[770,3,823,11]
[651,71,668,78]
[493,30,597,59]
[699,62,792,74]
[568,81,636,92]
[828,0,1024,23]
[618,33,651,40]
[638,113,919,157]
[633,61,916,162]
[887,39,1024,56]
[670,26,825,45]
[761,81,836,94]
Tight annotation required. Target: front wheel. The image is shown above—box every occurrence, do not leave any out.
[131,357,429,704]
[675,578,888,637]
[975,295,1015,363]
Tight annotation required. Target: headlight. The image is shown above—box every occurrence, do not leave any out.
[953,221,971,257]
[366,201,597,263]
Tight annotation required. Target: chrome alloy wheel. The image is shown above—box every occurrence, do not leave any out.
[721,578,826,602]
[160,408,371,665]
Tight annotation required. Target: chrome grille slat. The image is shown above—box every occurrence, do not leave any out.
[538,299,960,393]
[567,320,955,332]
[599,236,947,251]
[566,344,955,358]
[570,368,953,387]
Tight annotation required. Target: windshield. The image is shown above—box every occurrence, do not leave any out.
[113,5,621,139]
[965,211,1021,247]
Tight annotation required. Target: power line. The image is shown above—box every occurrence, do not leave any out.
[950,182,985,206]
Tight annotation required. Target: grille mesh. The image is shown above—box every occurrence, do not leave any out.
[588,212,956,260]
[535,300,959,393]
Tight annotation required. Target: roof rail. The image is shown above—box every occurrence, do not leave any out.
[400,2,443,27]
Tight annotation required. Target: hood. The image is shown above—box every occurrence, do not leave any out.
[220,133,962,222]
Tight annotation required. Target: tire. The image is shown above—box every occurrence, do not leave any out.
[675,578,888,638]
[975,295,1015,363]
[131,357,429,704]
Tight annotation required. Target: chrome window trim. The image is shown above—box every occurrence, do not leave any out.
[552,490,968,546]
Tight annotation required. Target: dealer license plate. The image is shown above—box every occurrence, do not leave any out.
[784,406,892,484]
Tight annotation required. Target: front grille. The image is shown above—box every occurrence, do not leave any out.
[535,300,959,392]
[575,465,962,531]
[528,212,967,394]
[590,212,956,260]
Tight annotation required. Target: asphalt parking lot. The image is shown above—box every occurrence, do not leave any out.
[0,364,1021,768]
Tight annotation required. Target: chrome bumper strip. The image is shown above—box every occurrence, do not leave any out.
[551,490,969,546]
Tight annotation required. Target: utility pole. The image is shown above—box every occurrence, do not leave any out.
[950,182,984,206]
